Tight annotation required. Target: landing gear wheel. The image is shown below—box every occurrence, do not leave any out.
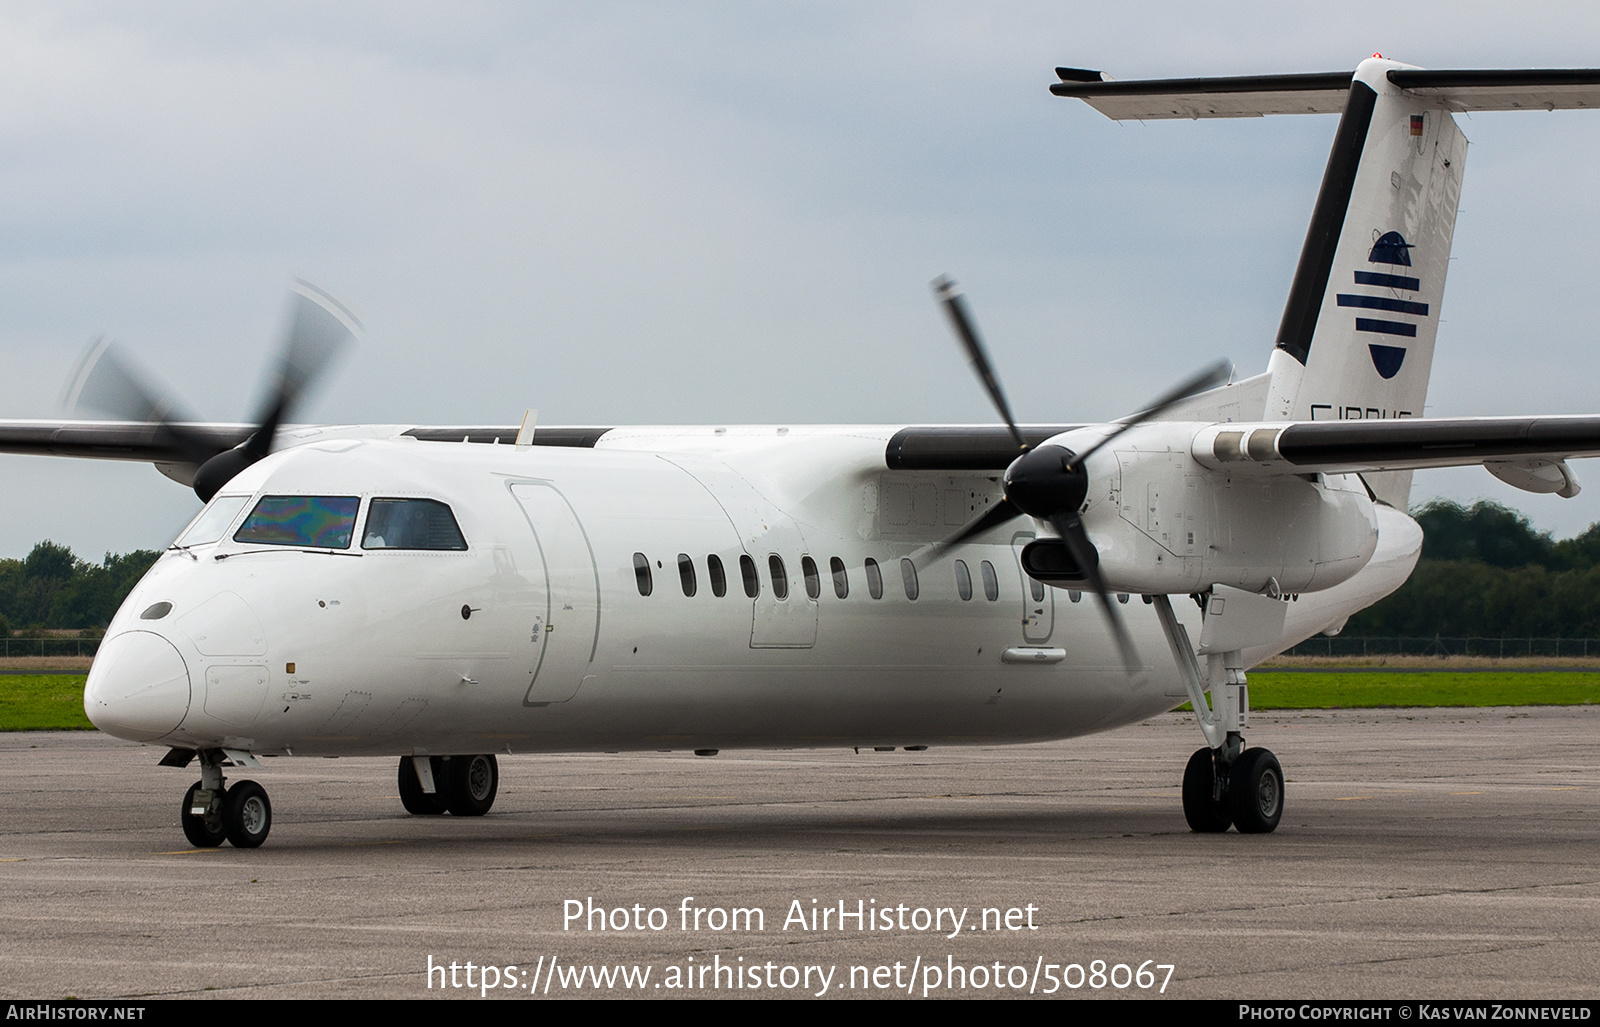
[398,757,449,815]
[222,780,272,848]
[1182,747,1232,833]
[181,781,227,848]
[1229,747,1283,834]
[444,754,498,816]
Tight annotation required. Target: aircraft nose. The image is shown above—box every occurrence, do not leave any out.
[84,631,192,742]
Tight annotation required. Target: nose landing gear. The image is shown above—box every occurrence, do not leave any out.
[181,780,227,848]
[177,750,272,848]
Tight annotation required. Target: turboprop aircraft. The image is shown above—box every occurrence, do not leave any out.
[6,55,1600,849]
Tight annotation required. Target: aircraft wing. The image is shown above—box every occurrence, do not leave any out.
[1195,416,1600,471]
[0,420,615,465]
[0,419,253,463]
[1191,415,1600,498]
[889,416,1600,497]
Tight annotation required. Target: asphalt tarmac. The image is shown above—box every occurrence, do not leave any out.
[2,706,1598,1000]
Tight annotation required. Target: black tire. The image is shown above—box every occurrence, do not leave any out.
[222,780,272,848]
[398,757,449,815]
[1182,747,1232,833]
[1228,747,1284,834]
[181,781,227,848]
[445,754,498,816]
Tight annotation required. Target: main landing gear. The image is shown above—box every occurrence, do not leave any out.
[177,749,272,848]
[397,754,499,817]
[1152,594,1284,834]
[1181,743,1283,834]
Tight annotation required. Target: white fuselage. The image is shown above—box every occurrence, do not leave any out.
[84,426,1422,757]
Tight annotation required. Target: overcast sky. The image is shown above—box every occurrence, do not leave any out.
[3,2,1600,560]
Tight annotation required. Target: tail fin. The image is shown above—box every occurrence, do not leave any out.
[1054,59,1600,506]
[1263,58,1464,507]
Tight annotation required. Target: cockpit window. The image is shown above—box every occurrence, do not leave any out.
[176,494,251,548]
[362,498,468,550]
[234,496,359,549]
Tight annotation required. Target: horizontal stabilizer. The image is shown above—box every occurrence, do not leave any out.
[1053,66,1600,120]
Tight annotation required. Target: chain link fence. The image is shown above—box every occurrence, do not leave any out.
[1,637,101,658]
[1282,636,1600,658]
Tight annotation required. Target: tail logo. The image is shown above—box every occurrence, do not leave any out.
[1368,344,1407,379]
[1335,230,1427,379]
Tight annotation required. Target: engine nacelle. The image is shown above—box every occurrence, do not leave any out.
[1024,424,1379,596]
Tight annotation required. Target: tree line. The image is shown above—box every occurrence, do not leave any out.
[0,498,1593,637]
[0,542,159,636]
[1346,501,1600,638]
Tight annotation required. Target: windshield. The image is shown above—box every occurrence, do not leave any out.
[174,495,251,548]
[362,498,468,550]
[234,496,360,549]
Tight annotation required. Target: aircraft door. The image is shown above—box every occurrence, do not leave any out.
[1012,532,1054,643]
[510,483,601,704]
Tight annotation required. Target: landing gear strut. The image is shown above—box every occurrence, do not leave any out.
[1153,594,1283,834]
[179,749,272,848]
[397,754,499,816]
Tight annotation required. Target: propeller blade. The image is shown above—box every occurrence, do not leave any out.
[932,275,1027,453]
[1050,512,1142,675]
[243,280,361,460]
[63,337,218,468]
[1072,358,1232,467]
[914,498,1022,566]
[189,281,359,501]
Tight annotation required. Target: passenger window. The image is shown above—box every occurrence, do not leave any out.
[633,553,653,596]
[901,558,919,601]
[954,559,973,601]
[678,554,697,597]
[768,555,789,600]
[235,496,359,549]
[362,498,467,550]
[707,554,727,597]
[830,557,849,599]
[1030,577,1045,602]
[740,555,759,598]
[1068,590,1082,603]
[865,558,884,600]
[981,560,999,601]
[802,556,821,600]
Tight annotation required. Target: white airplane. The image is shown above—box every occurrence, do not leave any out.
[5,55,1600,849]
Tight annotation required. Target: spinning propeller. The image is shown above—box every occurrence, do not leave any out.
[65,281,360,502]
[930,275,1230,673]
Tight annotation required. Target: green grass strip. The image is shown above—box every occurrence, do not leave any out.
[0,674,92,731]
[7,671,1600,731]
[1246,671,1600,709]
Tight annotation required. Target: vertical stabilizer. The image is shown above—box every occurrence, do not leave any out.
[1261,58,1468,506]
[1053,59,1600,506]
